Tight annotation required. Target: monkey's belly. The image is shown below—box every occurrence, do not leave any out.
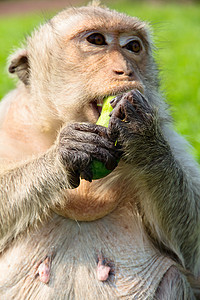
[0,207,174,299]
[54,178,124,221]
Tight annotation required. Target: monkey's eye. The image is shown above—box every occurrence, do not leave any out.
[86,33,107,46]
[124,40,142,53]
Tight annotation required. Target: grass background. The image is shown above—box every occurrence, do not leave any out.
[0,0,200,162]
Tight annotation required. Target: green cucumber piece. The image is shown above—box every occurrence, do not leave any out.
[91,96,115,180]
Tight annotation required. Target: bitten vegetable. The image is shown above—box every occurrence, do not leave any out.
[96,96,114,127]
[91,96,116,180]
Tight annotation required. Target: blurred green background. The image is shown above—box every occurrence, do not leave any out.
[0,0,200,162]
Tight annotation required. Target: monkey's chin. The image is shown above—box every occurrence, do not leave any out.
[53,178,122,221]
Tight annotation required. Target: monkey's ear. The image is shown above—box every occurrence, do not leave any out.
[8,49,29,85]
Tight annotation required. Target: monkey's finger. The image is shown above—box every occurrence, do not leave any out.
[109,97,136,122]
[109,90,143,112]
[59,148,91,170]
[109,100,126,120]
[67,170,80,189]
[110,97,146,125]
[91,147,118,170]
[62,140,119,162]
[60,131,117,152]
[69,123,109,139]
[80,166,93,182]
[122,100,139,122]
[60,142,118,172]
[126,92,155,127]
[107,116,125,142]
[129,89,146,105]
[109,90,151,121]
[109,94,123,109]
[126,90,153,116]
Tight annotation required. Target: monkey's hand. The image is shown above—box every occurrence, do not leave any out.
[58,123,120,188]
[107,90,167,165]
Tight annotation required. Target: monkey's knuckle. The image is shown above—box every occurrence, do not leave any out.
[58,145,76,167]
[60,123,83,137]
[69,122,82,130]
[95,124,107,135]
[61,123,73,133]
[120,98,128,109]
[74,122,90,132]
[59,136,69,148]
[79,152,91,169]
[58,147,71,166]
[59,130,71,144]
[88,133,99,145]
[110,94,123,109]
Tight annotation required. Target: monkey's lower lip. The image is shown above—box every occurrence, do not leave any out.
[90,101,102,119]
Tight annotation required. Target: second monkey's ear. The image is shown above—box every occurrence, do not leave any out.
[8,49,29,85]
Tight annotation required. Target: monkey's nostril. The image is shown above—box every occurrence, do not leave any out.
[114,71,124,75]
[114,70,133,77]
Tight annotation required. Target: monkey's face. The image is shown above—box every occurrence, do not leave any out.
[64,30,146,122]
[27,7,156,125]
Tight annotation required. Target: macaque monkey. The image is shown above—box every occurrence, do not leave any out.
[0,2,199,299]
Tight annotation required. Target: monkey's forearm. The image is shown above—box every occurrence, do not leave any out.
[108,90,200,274]
[127,132,200,274]
[0,122,119,251]
[0,146,68,252]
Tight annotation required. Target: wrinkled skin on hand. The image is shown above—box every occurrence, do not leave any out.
[108,90,155,142]
[107,90,168,168]
[58,123,121,187]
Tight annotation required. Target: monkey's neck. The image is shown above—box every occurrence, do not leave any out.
[53,175,130,221]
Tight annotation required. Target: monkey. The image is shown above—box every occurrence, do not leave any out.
[0,2,199,299]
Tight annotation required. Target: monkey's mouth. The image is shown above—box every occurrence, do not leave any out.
[90,100,103,120]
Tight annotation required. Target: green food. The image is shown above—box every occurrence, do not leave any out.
[91,96,116,180]
[96,96,114,127]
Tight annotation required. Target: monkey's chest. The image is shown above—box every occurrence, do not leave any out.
[0,212,173,300]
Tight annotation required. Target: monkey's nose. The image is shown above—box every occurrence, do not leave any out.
[114,70,133,77]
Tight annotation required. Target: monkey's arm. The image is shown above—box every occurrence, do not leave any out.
[0,147,67,252]
[0,124,118,252]
[108,91,200,276]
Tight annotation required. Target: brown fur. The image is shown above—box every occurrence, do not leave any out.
[0,3,199,299]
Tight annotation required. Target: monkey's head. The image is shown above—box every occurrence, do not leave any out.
[9,4,159,127]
